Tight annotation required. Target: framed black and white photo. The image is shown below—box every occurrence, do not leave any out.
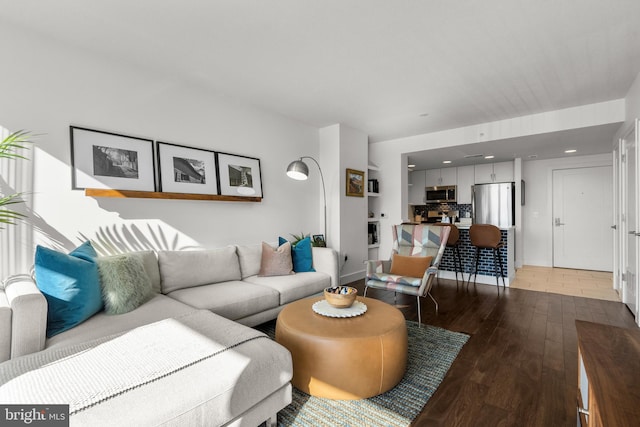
[157,142,218,195]
[217,153,263,197]
[70,126,156,191]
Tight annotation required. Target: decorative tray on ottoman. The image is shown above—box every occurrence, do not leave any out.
[312,300,368,318]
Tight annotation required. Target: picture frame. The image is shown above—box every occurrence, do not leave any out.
[312,234,326,248]
[157,142,218,195]
[346,168,365,197]
[216,152,263,197]
[70,126,156,191]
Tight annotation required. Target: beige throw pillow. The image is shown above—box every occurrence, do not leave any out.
[258,241,294,277]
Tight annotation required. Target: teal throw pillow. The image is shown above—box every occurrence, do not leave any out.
[279,236,315,273]
[97,254,153,315]
[34,241,103,337]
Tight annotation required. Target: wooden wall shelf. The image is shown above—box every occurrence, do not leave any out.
[85,188,262,202]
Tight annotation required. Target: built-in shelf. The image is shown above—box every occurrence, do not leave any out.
[368,244,380,249]
[368,217,380,222]
[367,164,380,171]
[85,188,262,202]
[367,192,380,197]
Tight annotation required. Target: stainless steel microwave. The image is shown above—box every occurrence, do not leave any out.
[426,185,456,203]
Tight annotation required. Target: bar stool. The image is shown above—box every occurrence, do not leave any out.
[433,223,464,286]
[468,224,506,291]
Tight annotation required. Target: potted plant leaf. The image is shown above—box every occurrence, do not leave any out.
[0,130,33,228]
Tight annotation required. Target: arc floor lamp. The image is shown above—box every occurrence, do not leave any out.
[286,156,327,242]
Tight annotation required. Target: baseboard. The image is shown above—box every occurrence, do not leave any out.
[341,269,365,285]
[437,270,513,287]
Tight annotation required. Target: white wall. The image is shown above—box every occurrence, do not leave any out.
[338,125,367,283]
[370,101,625,257]
[319,124,367,283]
[0,22,321,276]
[522,153,612,267]
[625,72,640,123]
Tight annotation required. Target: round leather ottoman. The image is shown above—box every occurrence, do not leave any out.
[275,296,407,400]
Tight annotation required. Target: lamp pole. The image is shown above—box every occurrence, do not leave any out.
[299,156,327,244]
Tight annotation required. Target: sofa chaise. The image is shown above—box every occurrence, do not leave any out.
[0,242,338,426]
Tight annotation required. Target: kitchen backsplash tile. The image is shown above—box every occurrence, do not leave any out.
[413,203,472,218]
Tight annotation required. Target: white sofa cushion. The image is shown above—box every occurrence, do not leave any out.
[158,247,241,293]
[0,311,292,427]
[167,280,279,321]
[243,272,330,305]
[45,294,196,349]
[0,291,10,362]
[236,243,263,279]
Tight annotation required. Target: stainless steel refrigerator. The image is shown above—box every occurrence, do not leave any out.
[472,182,515,228]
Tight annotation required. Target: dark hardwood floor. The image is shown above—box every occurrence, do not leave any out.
[348,278,637,427]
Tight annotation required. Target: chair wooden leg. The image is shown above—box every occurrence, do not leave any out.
[417,295,422,326]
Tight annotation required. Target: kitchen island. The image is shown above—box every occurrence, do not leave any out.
[438,224,515,286]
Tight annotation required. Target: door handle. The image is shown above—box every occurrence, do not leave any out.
[636,232,640,237]
[611,225,617,230]
[629,231,637,235]
[554,218,565,226]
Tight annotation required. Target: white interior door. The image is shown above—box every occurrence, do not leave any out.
[613,146,621,291]
[553,166,613,271]
[621,121,638,318]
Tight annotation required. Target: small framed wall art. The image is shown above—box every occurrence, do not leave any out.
[157,142,218,195]
[312,234,326,247]
[346,168,365,197]
[70,126,156,191]
[217,153,263,197]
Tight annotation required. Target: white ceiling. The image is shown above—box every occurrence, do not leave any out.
[407,123,622,170]
[1,1,639,160]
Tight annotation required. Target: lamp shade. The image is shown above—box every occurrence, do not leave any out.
[286,160,309,181]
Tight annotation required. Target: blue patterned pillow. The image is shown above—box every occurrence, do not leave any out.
[34,241,103,337]
[279,237,315,273]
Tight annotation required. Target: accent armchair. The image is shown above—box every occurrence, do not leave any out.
[364,224,450,325]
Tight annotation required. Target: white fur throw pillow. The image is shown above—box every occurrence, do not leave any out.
[258,241,294,277]
[97,254,153,315]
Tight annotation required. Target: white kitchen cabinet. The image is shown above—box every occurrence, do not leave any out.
[493,161,514,183]
[440,167,457,186]
[474,163,494,184]
[425,167,456,187]
[424,169,441,187]
[409,170,426,205]
[474,161,514,184]
[456,165,474,204]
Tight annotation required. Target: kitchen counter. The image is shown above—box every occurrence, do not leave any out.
[452,223,515,230]
[438,225,515,286]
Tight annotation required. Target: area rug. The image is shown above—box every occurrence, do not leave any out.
[256,321,469,427]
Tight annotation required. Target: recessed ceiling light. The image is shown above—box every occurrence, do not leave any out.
[419,113,429,117]
[565,149,577,153]
[528,154,538,159]
[408,164,416,168]
[442,160,452,164]
[484,155,495,159]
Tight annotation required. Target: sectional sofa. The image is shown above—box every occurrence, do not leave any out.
[0,243,338,426]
